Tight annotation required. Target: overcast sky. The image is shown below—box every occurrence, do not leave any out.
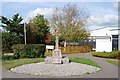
[1,0,119,30]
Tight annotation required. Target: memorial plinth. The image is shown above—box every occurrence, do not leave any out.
[52,49,62,64]
[45,49,69,64]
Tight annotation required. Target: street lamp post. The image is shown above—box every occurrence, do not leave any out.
[24,20,26,45]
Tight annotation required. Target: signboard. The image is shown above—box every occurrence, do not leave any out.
[46,45,54,49]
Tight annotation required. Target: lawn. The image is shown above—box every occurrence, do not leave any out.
[3,56,101,70]
[3,58,44,70]
[69,57,100,67]
[106,60,120,67]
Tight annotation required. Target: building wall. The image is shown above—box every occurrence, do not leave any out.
[45,32,51,43]
[119,35,120,51]
[96,38,112,52]
[90,27,120,52]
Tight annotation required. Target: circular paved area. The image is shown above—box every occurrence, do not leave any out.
[10,62,101,76]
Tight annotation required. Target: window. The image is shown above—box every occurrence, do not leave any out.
[112,35,118,50]
[112,35,118,38]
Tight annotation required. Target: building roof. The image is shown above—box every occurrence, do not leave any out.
[90,27,120,37]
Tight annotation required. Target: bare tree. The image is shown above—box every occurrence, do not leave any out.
[51,3,89,49]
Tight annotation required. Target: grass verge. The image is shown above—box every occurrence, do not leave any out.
[3,57,100,70]
[69,57,100,68]
[106,60,120,67]
[2,58,44,70]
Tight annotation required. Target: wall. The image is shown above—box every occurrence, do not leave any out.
[45,32,51,43]
[90,27,120,52]
[96,38,112,52]
[119,35,120,51]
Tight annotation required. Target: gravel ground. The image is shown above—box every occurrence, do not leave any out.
[10,62,101,76]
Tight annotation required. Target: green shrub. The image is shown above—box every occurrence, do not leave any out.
[12,44,46,59]
[112,51,120,59]
[2,32,22,53]
[92,51,120,59]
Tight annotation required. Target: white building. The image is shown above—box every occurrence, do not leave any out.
[90,27,120,52]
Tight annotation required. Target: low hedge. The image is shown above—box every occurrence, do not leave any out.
[92,51,120,59]
[12,44,46,59]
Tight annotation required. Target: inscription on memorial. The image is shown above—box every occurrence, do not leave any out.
[52,49,62,64]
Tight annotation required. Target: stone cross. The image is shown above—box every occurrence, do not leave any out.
[45,30,69,64]
[55,35,59,49]
[52,35,62,64]
[45,34,69,64]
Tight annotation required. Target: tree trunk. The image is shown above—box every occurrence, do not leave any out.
[64,40,66,51]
